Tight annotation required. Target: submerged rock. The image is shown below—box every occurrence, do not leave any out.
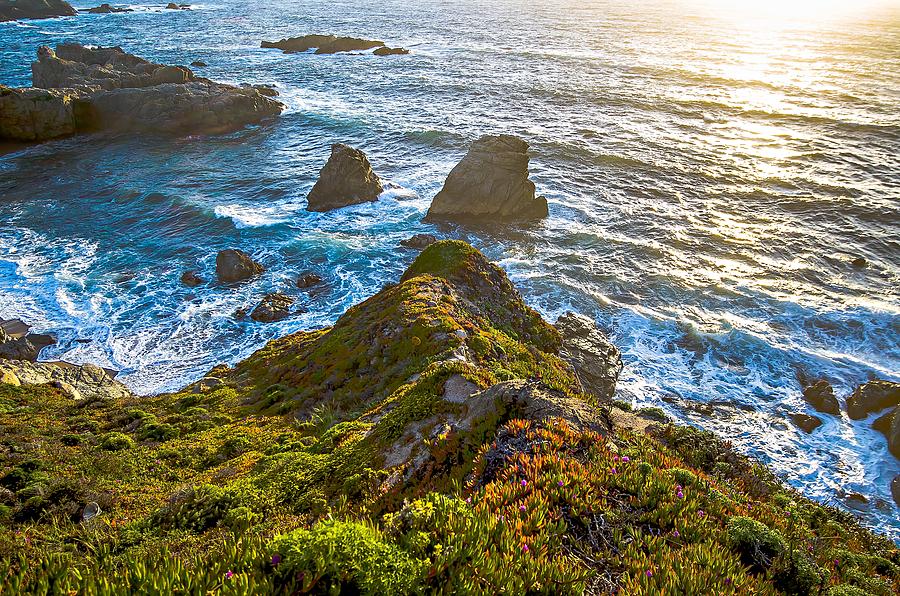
[554,312,622,401]
[847,380,900,420]
[250,293,296,323]
[0,0,76,21]
[306,144,384,212]
[0,359,130,401]
[216,249,264,283]
[373,47,409,56]
[190,60,207,67]
[790,413,822,434]
[801,380,840,416]
[180,270,204,287]
[296,271,323,289]
[399,233,438,250]
[425,134,548,223]
[261,34,385,55]
[1,44,282,142]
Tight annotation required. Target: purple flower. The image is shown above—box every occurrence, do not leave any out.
[621,456,630,463]
[675,484,682,491]
[522,544,529,552]
[613,455,620,461]
[610,467,617,474]
[520,479,527,487]
[645,570,653,577]
[672,529,680,538]
[466,497,472,504]
[271,554,282,566]
[725,578,732,585]
[558,480,564,487]
[676,491,684,499]
[225,571,234,580]
[698,510,706,518]
[519,505,527,512]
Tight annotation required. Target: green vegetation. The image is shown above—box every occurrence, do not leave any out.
[0,241,896,593]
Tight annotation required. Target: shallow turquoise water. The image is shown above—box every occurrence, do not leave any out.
[1,0,899,536]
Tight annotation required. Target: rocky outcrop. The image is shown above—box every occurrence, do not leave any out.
[261,35,385,55]
[0,320,55,362]
[0,359,130,401]
[216,249,264,283]
[373,47,409,56]
[554,312,621,401]
[1,44,282,142]
[847,380,900,420]
[296,272,322,289]
[425,135,548,223]
[307,144,383,212]
[82,4,132,13]
[0,0,76,21]
[873,406,899,460]
[399,234,438,250]
[250,293,295,323]
[790,413,822,434]
[801,380,840,416]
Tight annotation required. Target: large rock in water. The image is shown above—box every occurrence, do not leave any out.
[261,34,384,54]
[425,134,548,223]
[306,144,384,212]
[216,249,264,283]
[554,312,622,401]
[1,44,283,142]
[847,380,900,420]
[873,406,900,460]
[801,380,841,416]
[0,0,76,21]
[250,293,295,323]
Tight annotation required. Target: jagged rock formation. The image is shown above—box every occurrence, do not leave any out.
[0,319,55,362]
[554,311,622,401]
[215,249,264,283]
[847,380,900,420]
[425,134,549,223]
[0,359,130,401]
[801,380,840,415]
[0,0,76,21]
[306,144,383,212]
[0,44,283,142]
[261,34,385,54]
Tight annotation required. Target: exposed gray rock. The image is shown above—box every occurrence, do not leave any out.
[180,270,204,287]
[425,134,548,223]
[399,233,438,250]
[0,359,131,401]
[216,249,264,283]
[307,144,383,212]
[801,380,840,416]
[373,47,409,56]
[0,322,55,362]
[0,85,80,141]
[554,312,622,401]
[0,0,76,22]
[847,380,900,420]
[250,293,295,323]
[261,34,385,55]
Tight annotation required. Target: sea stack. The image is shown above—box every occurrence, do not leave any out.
[216,249,264,283]
[306,144,383,212]
[425,134,548,223]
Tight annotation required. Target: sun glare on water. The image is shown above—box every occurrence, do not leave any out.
[695,0,894,24]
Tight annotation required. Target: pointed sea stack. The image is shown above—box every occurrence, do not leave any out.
[425,134,548,223]
[306,144,383,212]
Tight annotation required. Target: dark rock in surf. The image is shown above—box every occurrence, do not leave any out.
[790,413,822,434]
[261,34,385,55]
[425,134,548,223]
[373,47,409,56]
[872,406,900,460]
[851,256,867,268]
[554,312,622,401]
[216,249,264,283]
[399,234,438,250]
[847,380,900,420]
[83,4,132,13]
[307,144,383,212]
[892,475,900,507]
[296,272,323,289]
[0,0,76,22]
[180,270,204,287]
[801,380,840,416]
[250,293,295,323]
[1,44,283,142]
[190,60,207,67]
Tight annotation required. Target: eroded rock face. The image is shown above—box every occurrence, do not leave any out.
[296,271,322,289]
[847,380,900,420]
[425,134,548,223]
[216,249,264,283]
[250,293,295,323]
[555,312,622,401]
[801,380,841,416]
[0,0,76,22]
[261,35,384,54]
[0,322,55,362]
[307,144,383,212]
[1,44,283,142]
[0,360,131,401]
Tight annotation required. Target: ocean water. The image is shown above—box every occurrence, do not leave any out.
[1,0,898,537]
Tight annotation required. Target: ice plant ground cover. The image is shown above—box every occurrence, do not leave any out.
[0,242,897,593]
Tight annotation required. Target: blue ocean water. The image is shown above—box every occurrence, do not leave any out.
[1,0,898,537]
